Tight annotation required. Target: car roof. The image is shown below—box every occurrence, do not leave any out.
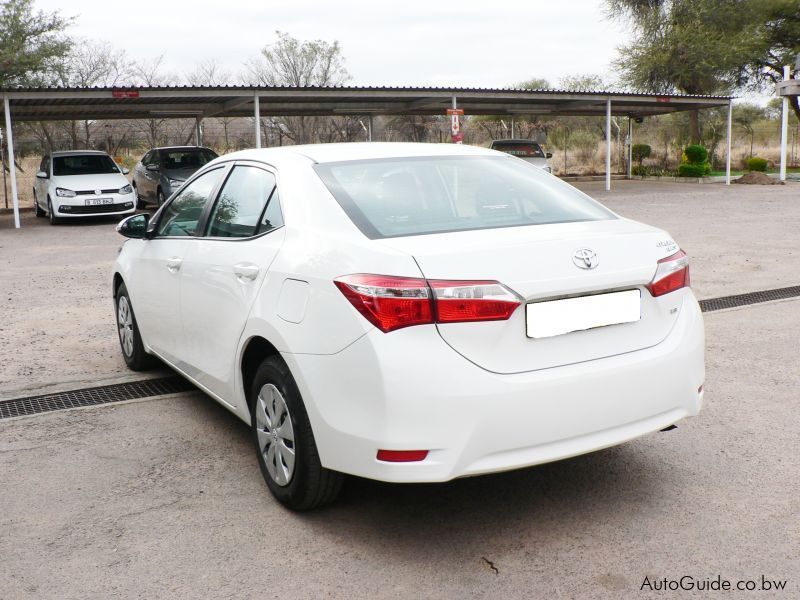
[152,146,214,152]
[218,142,499,166]
[50,150,110,157]
[490,139,542,145]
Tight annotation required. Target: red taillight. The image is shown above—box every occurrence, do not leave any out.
[334,274,432,333]
[429,279,520,323]
[647,250,690,297]
[376,449,429,462]
[334,274,520,332]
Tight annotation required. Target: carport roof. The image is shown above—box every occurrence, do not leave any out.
[0,85,732,121]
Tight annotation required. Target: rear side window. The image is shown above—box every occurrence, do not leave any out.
[205,165,280,238]
[157,167,224,237]
[314,156,614,239]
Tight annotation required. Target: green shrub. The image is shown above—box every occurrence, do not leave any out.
[678,164,706,178]
[746,157,768,172]
[684,144,709,164]
[631,144,652,165]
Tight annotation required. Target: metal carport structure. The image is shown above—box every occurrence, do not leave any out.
[2,85,733,229]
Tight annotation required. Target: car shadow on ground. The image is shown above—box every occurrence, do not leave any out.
[187,384,672,556]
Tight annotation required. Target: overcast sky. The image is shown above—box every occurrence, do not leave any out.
[36,0,632,89]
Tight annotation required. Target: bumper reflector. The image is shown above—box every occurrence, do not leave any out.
[376,450,429,462]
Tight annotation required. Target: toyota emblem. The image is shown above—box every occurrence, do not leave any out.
[572,248,598,269]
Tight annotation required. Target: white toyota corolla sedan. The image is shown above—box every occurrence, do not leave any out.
[112,142,704,510]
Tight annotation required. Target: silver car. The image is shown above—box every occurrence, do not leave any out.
[490,139,553,173]
[132,146,218,207]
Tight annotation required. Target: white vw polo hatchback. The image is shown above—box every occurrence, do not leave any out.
[34,150,136,224]
[112,143,704,509]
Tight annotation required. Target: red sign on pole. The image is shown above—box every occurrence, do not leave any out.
[447,108,464,143]
[112,89,140,99]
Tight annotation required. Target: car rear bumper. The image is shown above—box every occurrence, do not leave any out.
[285,292,704,483]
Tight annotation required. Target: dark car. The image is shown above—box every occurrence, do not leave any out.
[490,139,553,173]
[132,146,219,207]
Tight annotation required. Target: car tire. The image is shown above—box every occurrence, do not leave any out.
[47,197,61,225]
[132,182,144,206]
[157,189,166,207]
[34,191,45,217]
[115,282,158,371]
[250,356,343,510]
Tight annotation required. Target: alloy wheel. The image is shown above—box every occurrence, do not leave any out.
[117,295,134,357]
[255,384,296,486]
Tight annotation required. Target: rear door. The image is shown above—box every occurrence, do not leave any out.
[129,166,227,363]
[178,162,286,402]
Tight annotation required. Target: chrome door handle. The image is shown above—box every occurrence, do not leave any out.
[166,257,182,272]
[233,263,259,281]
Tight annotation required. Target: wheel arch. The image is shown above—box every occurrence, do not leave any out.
[240,335,282,410]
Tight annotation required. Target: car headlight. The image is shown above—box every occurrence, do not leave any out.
[55,187,76,197]
[119,184,133,195]
[168,179,184,189]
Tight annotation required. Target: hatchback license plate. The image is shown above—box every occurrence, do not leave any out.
[86,198,112,206]
[526,289,641,338]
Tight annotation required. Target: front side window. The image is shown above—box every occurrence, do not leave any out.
[156,167,224,237]
[206,166,280,238]
[53,154,120,176]
[314,156,614,239]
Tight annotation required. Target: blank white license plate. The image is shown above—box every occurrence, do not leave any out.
[86,198,112,206]
[526,289,641,338]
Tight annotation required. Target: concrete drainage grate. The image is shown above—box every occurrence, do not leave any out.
[2,285,799,420]
[0,376,195,420]
[699,285,800,313]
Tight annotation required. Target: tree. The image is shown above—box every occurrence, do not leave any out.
[607,0,752,143]
[740,0,800,121]
[733,103,765,157]
[187,59,236,151]
[244,31,351,144]
[0,0,72,86]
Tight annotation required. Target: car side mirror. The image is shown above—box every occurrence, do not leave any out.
[146,164,159,172]
[116,214,149,239]
[545,152,553,159]
[36,171,48,179]
[122,167,130,175]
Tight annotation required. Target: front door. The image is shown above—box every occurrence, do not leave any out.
[128,166,226,362]
[178,163,285,405]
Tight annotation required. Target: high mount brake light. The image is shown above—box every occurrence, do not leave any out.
[647,250,690,297]
[334,274,520,333]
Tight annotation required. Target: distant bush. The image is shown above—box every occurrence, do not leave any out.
[684,144,709,164]
[745,157,768,172]
[631,144,651,166]
[677,164,706,178]
[631,165,670,177]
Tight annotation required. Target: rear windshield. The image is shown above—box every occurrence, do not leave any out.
[314,156,614,239]
[53,154,120,176]
[160,149,218,169]
[491,142,545,158]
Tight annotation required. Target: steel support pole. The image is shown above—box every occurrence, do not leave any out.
[368,115,373,142]
[3,96,20,229]
[725,101,733,185]
[254,94,261,149]
[780,65,789,181]
[195,118,202,147]
[605,98,612,191]
[511,116,515,138]
[627,117,633,178]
